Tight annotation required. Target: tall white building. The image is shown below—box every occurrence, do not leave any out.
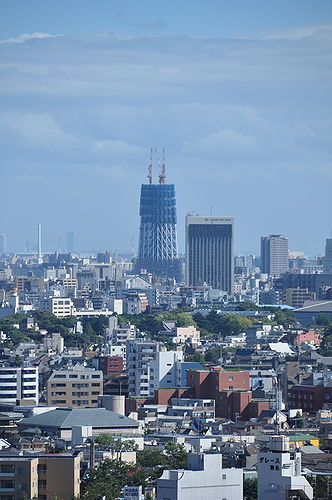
[185,216,234,294]
[257,435,313,500]
[0,366,38,404]
[126,341,183,398]
[261,235,289,276]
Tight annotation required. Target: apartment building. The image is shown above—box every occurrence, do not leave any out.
[0,453,80,500]
[283,288,316,308]
[93,355,124,376]
[0,366,38,405]
[126,341,183,398]
[46,365,103,407]
[39,297,74,317]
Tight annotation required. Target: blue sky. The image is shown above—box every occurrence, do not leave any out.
[1,1,332,256]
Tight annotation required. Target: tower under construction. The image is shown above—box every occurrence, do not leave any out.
[135,151,180,280]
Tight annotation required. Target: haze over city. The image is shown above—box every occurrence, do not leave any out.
[1,0,332,256]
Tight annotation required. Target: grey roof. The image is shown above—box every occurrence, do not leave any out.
[19,408,138,430]
[294,300,332,312]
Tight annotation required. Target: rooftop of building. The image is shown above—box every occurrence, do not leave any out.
[19,407,139,429]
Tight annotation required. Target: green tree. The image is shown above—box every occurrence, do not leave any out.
[94,435,138,460]
[243,477,258,500]
[185,351,206,368]
[316,314,332,327]
[295,411,305,429]
[81,459,148,500]
[319,326,332,356]
[136,448,166,468]
[205,347,222,365]
[164,441,188,469]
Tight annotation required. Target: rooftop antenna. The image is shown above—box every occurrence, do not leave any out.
[159,148,166,185]
[148,148,153,184]
[276,377,281,435]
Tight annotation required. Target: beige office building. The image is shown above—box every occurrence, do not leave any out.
[0,453,80,500]
[46,365,103,407]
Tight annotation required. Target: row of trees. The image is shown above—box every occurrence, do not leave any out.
[81,438,188,499]
[0,310,107,350]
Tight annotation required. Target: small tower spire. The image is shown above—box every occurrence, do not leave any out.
[159,148,166,185]
[148,148,153,184]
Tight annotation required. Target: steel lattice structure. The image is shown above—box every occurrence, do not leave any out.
[136,183,180,279]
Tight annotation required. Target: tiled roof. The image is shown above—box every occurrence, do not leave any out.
[19,408,138,429]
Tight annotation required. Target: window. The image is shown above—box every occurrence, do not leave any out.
[0,480,15,488]
[38,479,47,488]
[69,374,78,379]
[54,374,66,378]
[0,465,15,474]
[228,376,233,381]
[92,374,100,379]
[38,464,47,473]
[222,474,226,480]
[92,383,100,387]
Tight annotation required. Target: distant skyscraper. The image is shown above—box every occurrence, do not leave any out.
[0,234,7,253]
[323,237,332,273]
[37,223,42,263]
[135,153,180,280]
[185,215,234,294]
[67,231,74,253]
[261,234,288,276]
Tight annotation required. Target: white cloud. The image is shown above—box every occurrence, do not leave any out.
[0,112,78,151]
[196,128,257,155]
[259,24,332,40]
[92,139,144,155]
[0,32,64,44]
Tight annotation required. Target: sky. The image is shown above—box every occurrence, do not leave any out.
[1,0,332,257]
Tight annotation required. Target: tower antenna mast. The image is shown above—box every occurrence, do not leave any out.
[159,148,166,185]
[148,148,153,184]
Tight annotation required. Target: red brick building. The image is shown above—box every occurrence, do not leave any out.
[96,356,124,377]
[290,385,332,412]
[184,369,265,419]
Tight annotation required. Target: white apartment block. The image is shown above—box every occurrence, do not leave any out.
[40,297,75,317]
[127,341,183,398]
[0,366,38,404]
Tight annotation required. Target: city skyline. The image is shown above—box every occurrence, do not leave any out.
[1,1,331,255]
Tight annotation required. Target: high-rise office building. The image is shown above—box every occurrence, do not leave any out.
[67,231,74,253]
[135,156,180,280]
[0,234,7,253]
[323,237,332,273]
[260,234,288,276]
[185,216,234,294]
